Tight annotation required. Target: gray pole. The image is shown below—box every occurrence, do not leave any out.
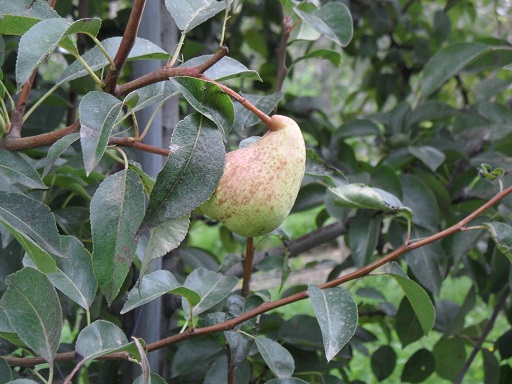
[132,0,163,374]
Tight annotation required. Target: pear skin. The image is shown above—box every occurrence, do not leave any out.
[200,115,306,237]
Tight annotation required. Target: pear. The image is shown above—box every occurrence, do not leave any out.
[200,115,306,237]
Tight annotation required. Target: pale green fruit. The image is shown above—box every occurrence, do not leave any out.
[200,115,306,237]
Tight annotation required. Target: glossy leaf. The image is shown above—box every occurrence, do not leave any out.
[401,348,435,383]
[164,0,232,33]
[134,373,168,384]
[400,175,438,230]
[91,169,145,306]
[124,81,179,112]
[329,183,413,218]
[0,191,63,258]
[484,222,512,262]
[59,37,169,84]
[255,336,295,379]
[16,17,101,87]
[233,92,283,136]
[182,267,238,319]
[140,215,190,278]
[395,296,424,347]
[349,210,382,268]
[0,356,11,383]
[79,91,123,175]
[181,55,262,82]
[390,274,435,335]
[309,285,358,361]
[371,345,397,381]
[121,270,199,314]
[294,3,353,47]
[278,314,323,350]
[420,42,491,101]
[171,337,223,377]
[408,146,446,172]
[334,119,381,139]
[172,77,234,136]
[0,267,62,363]
[433,337,466,381]
[305,149,346,187]
[0,149,47,189]
[0,0,59,35]
[75,320,134,363]
[42,133,80,177]
[225,331,254,368]
[140,113,225,231]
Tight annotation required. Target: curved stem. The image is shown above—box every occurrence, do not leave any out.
[72,52,103,86]
[89,34,116,71]
[166,32,186,69]
[23,83,62,123]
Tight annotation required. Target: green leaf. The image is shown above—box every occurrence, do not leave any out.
[484,222,512,262]
[294,3,353,47]
[408,146,446,172]
[182,267,238,319]
[265,379,310,384]
[134,373,168,384]
[0,307,26,348]
[390,274,435,335]
[0,191,63,258]
[140,215,190,278]
[298,49,342,66]
[79,91,123,175]
[75,320,131,363]
[6,380,40,384]
[0,0,59,35]
[0,149,47,189]
[278,315,323,350]
[0,267,62,363]
[181,55,262,82]
[172,77,234,136]
[420,42,491,101]
[233,92,283,136]
[395,296,424,347]
[328,183,413,218]
[334,119,381,139]
[171,337,223,377]
[433,337,466,381]
[59,37,169,84]
[121,270,190,314]
[164,0,232,33]
[224,331,254,368]
[308,285,358,362]
[140,113,225,230]
[16,17,101,88]
[124,81,179,112]
[255,336,295,379]
[371,345,397,381]
[44,236,96,310]
[400,175,438,230]
[91,170,145,306]
[42,133,80,177]
[305,149,346,187]
[401,348,435,383]
[482,349,500,384]
[0,356,12,383]
[349,210,382,268]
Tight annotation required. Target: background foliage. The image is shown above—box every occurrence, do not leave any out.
[1,0,512,383]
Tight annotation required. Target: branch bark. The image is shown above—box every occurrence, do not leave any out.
[104,0,147,94]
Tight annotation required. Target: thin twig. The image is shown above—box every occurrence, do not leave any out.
[241,237,254,298]
[226,343,236,384]
[115,45,229,97]
[8,71,38,137]
[275,11,293,94]
[103,0,147,94]
[454,286,511,384]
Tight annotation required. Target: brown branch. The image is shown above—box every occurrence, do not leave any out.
[4,184,512,368]
[275,12,293,94]
[103,0,147,94]
[241,237,254,298]
[454,285,511,384]
[115,46,229,97]
[109,136,170,156]
[0,121,80,150]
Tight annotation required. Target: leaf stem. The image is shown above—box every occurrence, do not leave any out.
[23,83,62,123]
[89,34,116,71]
[219,1,230,47]
[241,237,254,298]
[71,52,103,86]
[137,102,164,142]
[166,32,186,69]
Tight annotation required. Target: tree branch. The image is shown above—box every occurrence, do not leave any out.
[275,12,293,93]
[0,121,80,150]
[241,237,254,298]
[104,0,147,94]
[115,45,229,97]
[454,286,511,384]
[4,184,512,368]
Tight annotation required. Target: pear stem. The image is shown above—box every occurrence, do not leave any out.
[241,237,255,298]
[199,76,275,129]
